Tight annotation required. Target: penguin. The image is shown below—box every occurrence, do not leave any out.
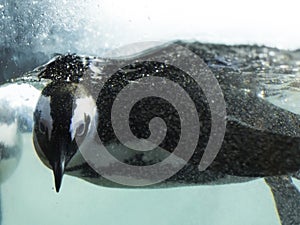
[32,43,300,192]
[31,43,300,225]
[0,121,20,224]
[0,81,41,182]
[33,80,98,191]
[0,119,20,183]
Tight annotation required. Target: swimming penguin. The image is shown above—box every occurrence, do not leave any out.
[33,43,300,187]
[0,82,41,182]
[32,42,300,224]
[0,118,20,183]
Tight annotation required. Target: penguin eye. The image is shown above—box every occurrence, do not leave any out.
[76,123,85,137]
[75,114,90,137]
[39,120,47,135]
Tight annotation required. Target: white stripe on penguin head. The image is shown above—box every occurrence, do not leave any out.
[70,96,96,141]
[36,95,53,141]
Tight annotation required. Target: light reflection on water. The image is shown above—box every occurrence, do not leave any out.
[1,133,286,225]
[266,90,300,115]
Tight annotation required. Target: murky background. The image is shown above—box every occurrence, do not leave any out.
[1,0,300,82]
[1,0,300,224]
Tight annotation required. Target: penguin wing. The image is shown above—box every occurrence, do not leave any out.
[265,176,300,225]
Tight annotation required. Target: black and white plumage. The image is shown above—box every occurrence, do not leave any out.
[33,80,98,191]
[32,42,300,224]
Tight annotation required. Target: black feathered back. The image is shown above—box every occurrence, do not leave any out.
[37,54,90,83]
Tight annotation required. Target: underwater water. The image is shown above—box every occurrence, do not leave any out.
[1,133,288,225]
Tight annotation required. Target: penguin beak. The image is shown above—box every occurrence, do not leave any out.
[52,157,65,192]
[51,141,67,193]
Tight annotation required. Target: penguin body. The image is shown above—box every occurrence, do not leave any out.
[32,42,300,192]
[0,120,20,183]
[0,83,40,183]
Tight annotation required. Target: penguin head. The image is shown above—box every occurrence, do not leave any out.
[33,81,97,192]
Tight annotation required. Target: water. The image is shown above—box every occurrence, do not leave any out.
[2,134,282,225]
[1,0,300,82]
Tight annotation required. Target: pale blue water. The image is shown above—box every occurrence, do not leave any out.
[1,133,289,225]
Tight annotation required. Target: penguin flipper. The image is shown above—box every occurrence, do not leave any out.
[265,176,300,225]
[292,171,300,180]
